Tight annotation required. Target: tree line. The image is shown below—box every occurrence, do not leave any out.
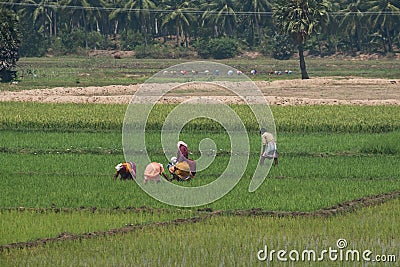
[1,0,400,81]
[1,0,400,58]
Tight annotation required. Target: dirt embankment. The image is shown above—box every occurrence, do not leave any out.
[0,77,399,105]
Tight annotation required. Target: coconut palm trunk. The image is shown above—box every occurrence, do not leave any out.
[298,43,309,79]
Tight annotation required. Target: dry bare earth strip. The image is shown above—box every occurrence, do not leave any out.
[1,190,399,253]
[1,78,399,105]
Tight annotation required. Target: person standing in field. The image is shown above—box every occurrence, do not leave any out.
[143,162,170,184]
[177,141,189,160]
[176,141,196,177]
[260,128,278,166]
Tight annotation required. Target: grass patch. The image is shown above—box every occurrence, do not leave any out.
[2,57,400,91]
[0,151,398,210]
[0,208,193,245]
[1,102,400,133]
[1,199,398,266]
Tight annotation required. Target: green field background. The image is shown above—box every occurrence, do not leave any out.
[0,101,399,266]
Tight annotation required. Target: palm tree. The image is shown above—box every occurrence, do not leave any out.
[161,0,195,46]
[11,0,60,39]
[240,0,272,44]
[60,0,91,47]
[124,0,157,46]
[339,0,369,52]
[0,8,21,82]
[8,0,36,27]
[273,0,331,79]
[29,0,54,39]
[109,0,131,35]
[366,0,400,53]
[85,0,107,33]
[201,0,237,37]
[60,0,106,47]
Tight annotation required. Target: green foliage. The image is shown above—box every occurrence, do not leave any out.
[134,44,193,59]
[50,32,115,54]
[2,102,400,134]
[0,102,125,132]
[273,105,400,133]
[260,29,296,59]
[121,30,146,50]
[0,103,399,211]
[211,37,240,59]
[0,8,21,82]
[272,33,295,60]
[273,0,331,44]
[86,31,104,50]
[134,45,160,59]
[359,133,400,155]
[195,38,212,58]
[60,29,86,53]
[196,37,239,59]
[0,133,399,210]
[3,0,400,57]
[18,19,47,57]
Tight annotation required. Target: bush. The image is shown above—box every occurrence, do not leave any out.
[62,29,86,52]
[195,38,212,58]
[87,32,103,50]
[121,30,146,50]
[47,31,85,55]
[272,34,295,60]
[196,37,239,59]
[134,45,160,59]
[50,29,108,55]
[260,32,295,60]
[0,70,17,82]
[19,21,47,57]
[0,8,20,82]
[135,45,194,59]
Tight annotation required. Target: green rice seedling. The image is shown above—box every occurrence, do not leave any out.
[0,102,126,132]
[0,208,194,245]
[0,151,398,211]
[2,103,400,133]
[1,199,398,267]
[359,132,400,155]
[0,130,123,154]
[2,130,399,157]
[0,102,399,211]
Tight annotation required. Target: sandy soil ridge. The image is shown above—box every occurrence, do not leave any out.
[1,77,399,105]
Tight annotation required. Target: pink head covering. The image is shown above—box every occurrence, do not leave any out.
[177,141,188,149]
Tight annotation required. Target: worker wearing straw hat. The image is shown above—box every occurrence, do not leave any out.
[168,158,194,181]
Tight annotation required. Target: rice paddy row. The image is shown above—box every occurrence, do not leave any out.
[1,102,398,266]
